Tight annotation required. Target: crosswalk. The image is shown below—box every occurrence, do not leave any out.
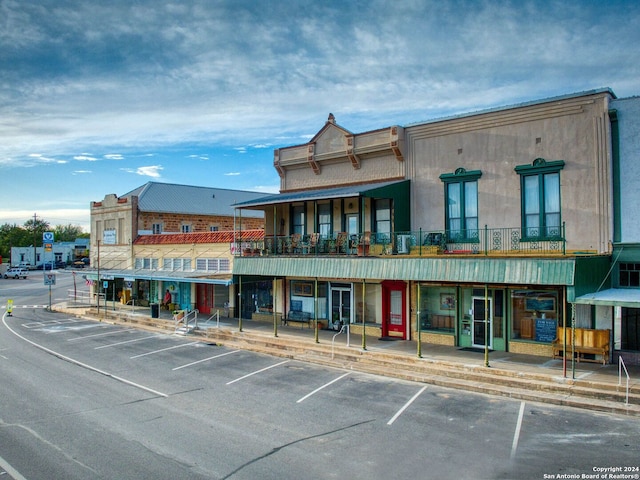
[2,305,49,309]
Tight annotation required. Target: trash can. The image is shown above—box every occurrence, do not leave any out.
[150,303,159,318]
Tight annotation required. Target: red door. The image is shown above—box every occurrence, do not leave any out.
[381,281,407,339]
[196,284,214,314]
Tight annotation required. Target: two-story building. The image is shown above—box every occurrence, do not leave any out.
[88,182,265,312]
[233,89,619,361]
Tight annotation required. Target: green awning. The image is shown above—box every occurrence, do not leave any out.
[234,256,578,286]
[575,288,640,308]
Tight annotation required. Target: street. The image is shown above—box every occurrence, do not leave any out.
[1,272,639,479]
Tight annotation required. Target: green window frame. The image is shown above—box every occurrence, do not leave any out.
[515,158,564,240]
[439,168,482,242]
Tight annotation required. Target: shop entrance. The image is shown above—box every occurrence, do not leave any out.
[382,280,407,339]
[330,284,352,330]
[472,296,493,349]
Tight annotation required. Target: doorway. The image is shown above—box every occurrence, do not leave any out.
[472,296,493,349]
[330,284,352,330]
[382,281,407,339]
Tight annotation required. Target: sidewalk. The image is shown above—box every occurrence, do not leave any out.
[57,302,640,416]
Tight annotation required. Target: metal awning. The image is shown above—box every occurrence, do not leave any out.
[574,288,640,308]
[83,269,233,286]
[232,179,410,209]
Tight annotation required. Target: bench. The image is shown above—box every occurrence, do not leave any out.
[283,310,313,328]
[552,327,610,365]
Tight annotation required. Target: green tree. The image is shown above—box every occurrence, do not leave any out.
[0,224,31,260]
[23,217,51,248]
[53,224,86,242]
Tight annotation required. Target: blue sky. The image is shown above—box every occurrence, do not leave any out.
[1,0,639,232]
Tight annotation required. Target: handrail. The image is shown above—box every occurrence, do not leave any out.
[331,325,347,359]
[207,310,220,328]
[619,356,630,406]
[175,309,199,333]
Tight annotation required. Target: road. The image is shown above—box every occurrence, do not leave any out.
[1,271,639,479]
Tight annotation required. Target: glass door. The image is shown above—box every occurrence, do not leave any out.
[472,296,493,349]
[330,286,351,331]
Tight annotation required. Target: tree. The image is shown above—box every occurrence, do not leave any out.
[53,224,87,242]
[0,224,31,260]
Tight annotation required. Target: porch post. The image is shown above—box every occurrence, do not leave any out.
[273,205,277,255]
[484,284,490,367]
[571,303,576,379]
[238,277,243,332]
[361,279,366,351]
[416,282,422,358]
[273,277,278,337]
[314,278,319,343]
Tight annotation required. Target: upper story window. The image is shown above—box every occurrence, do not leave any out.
[619,263,640,288]
[163,258,192,271]
[196,258,230,272]
[291,205,305,235]
[440,168,482,241]
[152,223,162,234]
[374,199,391,243]
[317,203,331,238]
[181,224,192,233]
[515,158,564,239]
[209,225,219,232]
[134,257,158,270]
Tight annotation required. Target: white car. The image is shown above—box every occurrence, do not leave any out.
[4,268,28,279]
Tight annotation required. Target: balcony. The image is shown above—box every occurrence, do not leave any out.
[235,224,569,258]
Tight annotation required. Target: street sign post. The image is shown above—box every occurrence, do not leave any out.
[44,273,56,311]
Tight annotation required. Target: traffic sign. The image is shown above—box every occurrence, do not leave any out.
[44,273,56,285]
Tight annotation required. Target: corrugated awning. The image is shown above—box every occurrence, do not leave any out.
[574,288,640,308]
[83,269,233,286]
[233,256,577,286]
[232,180,409,209]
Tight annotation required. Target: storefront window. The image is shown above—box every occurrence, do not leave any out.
[511,289,560,342]
[418,285,455,333]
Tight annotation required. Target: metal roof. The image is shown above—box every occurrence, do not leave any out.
[122,182,265,217]
[84,268,233,286]
[575,288,640,308]
[233,179,409,209]
[233,256,577,285]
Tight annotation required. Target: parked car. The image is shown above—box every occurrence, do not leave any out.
[73,257,90,268]
[4,267,28,279]
[36,261,66,270]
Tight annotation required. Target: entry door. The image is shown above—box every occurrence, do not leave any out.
[472,297,493,349]
[197,284,214,315]
[382,281,407,339]
[331,287,351,329]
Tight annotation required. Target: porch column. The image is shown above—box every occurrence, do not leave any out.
[416,283,422,358]
[484,284,490,367]
[273,277,278,337]
[238,277,243,332]
[361,279,366,351]
[314,278,319,344]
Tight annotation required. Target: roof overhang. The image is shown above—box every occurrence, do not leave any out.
[233,256,577,286]
[232,179,409,210]
[82,269,233,286]
[574,288,640,308]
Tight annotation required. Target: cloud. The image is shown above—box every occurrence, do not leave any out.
[104,154,124,160]
[224,172,240,176]
[72,170,92,175]
[121,165,163,178]
[74,155,98,161]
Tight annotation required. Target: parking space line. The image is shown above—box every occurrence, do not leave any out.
[511,401,526,459]
[296,372,351,403]
[226,360,290,385]
[94,335,161,349]
[132,341,199,358]
[68,328,137,341]
[172,350,240,370]
[387,385,427,425]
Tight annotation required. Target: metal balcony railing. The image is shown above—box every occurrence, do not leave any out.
[234,223,567,258]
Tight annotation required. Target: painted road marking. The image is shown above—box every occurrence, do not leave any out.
[511,401,526,459]
[297,372,351,403]
[226,360,290,385]
[387,385,428,425]
[132,341,199,358]
[172,350,240,371]
[68,328,136,341]
[94,335,162,350]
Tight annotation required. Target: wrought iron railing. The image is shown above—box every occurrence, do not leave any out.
[235,223,567,258]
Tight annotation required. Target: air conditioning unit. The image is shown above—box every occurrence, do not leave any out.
[397,235,411,254]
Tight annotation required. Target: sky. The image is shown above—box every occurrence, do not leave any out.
[1,0,639,232]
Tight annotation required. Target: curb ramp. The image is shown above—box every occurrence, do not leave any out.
[63,307,640,417]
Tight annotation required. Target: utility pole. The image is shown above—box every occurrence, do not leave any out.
[33,212,38,268]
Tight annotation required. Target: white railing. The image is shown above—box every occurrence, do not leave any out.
[175,309,199,334]
[331,325,348,359]
[618,356,630,406]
